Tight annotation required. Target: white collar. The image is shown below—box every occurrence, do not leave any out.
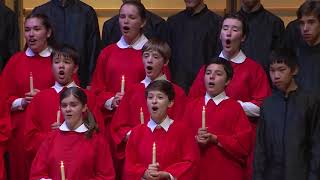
[25,47,52,57]
[141,74,167,88]
[116,34,148,50]
[147,116,173,132]
[52,81,78,93]
[59,121,88,133]
[219,50,246,64]
[205,91,229,105]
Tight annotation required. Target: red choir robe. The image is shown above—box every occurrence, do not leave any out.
[110,76,186,160]
[184,92,252,180]
[0,48,55,180]
[188,51,271,179]
[123,118,199,180]
[30,123,115,180]
[24,82,102,169]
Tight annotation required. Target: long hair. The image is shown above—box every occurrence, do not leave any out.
[60,87,99,138]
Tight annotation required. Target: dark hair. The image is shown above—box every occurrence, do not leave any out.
[120,0,147,21]
[25,13,56,49]
[52,44,80,65]
[297,1,320,20]
[145,80,175,102]
[222,13,248,39]
[269,48,298,71]
[205,57,234,82]
[142,38,171,64]
[60,87,99,138]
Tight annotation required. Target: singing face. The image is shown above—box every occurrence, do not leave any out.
[61,94,87,130]
[143,50,166,80]
[220,18,245,56]
[204,64,230,97]
[299,15,320,46]
[269,62,297,92]
[119,4,145,43]
[24,17,52,53]
[52,53,78,86]
[146,90,173,123]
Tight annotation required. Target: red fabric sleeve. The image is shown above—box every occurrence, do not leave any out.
[188,66,206,100]
[250,65,271,107]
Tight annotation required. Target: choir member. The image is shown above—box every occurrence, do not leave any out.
[185,57,252,180]
[90,0,148,138]
[167,0,222,93]
[293,0,320,93]
[24,45,101,171]
[239,0,285,71]
[110,38,186,176]
[30,87,115,180]
[32,0,101,88]
[188,13,271,180]
[123,80,199,180]
[0,13,56,180]
[102,0,167,47]
[254,49,320,180]
[0,1,19,71]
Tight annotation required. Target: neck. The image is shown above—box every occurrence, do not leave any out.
[57,80,74,87]
[152,115,167,124]
[149,73,164,81]
[192,2,205,15]
[222,49,240,60]
[66,119,83,131]
[124,33,141,45]
[242,2,261,13]
[284,80,298,97]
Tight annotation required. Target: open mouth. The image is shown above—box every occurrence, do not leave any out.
[58,70,65,76]
[208,82,215,87]
[146,66,153,71]
[151,106,159,112]
[123,26,130,31]
[226,39,231,45]
[29,39,37,45]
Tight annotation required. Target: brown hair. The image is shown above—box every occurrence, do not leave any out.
[52,44,80,65]
[142,38,171,64]
[145,80,175,101]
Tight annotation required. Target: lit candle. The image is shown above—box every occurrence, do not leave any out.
[56,109,61,124]
[152,142,156,164]
[29,72,34,94]
[121,75,125,93]
[140,107,144,124]
[202,106,206,129]
[60,161,65,180]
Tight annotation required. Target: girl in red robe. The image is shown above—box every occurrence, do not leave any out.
[0,13,56,180]
[30,87,115,180]
[123,80,199,180]
[185,58,252,180]
[24,45,102,172]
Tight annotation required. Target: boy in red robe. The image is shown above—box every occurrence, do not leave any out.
[185,58,252,180]
[110,39,186,164]
[30,87,115,180]
[24,45,101,171]
[123,80,199,180]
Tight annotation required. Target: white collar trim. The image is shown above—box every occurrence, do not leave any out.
[219,50,246,64]
[116,34,148,50]
[147,116,173,132]
[205,91,229,105]
[141,74,167,88]
[25,47,52,57]
[59,121,88,133]
[52,81,78,93]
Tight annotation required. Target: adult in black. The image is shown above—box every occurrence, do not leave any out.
[167,0,222,93]
[294,0,320,93]
[102,0,166,47]
[32,0,101,88]
[254,48,320,180]
[239,0,285,71]
[0,1,19,71]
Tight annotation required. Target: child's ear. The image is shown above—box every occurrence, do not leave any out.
[292,66,299,76]
[164,59,169,66]
[73,65,79,74]
[168,100,174,108]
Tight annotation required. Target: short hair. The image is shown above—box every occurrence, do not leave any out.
[142,38,171,63]
[269,48,298,70]
[145,80,175,102]
[120,0,146,21]
[297,1,320,20]
[52,44,79,65]
[222,13,248,39]
[205,57,234,82]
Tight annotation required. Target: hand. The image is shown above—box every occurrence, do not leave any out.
[50,122,61,130]
[24,89,40,103]
[196,127,218,146]
[149,171,170,180]
[111,92,124,108]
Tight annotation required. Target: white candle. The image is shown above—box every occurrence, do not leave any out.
[140,107,144,124]
[29,72,34,94]
[60,161,65,180]
[152,142,156,164]
[56,109,61,124]
[202,106,206,128]
[121,75,125,93]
